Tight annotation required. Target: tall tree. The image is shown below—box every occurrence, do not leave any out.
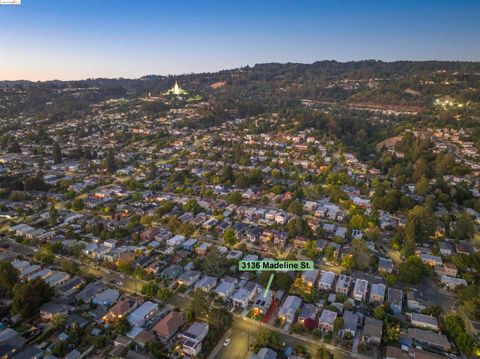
[12,278,54,320]
[0,261,20,298]
[52,142,62,164]
[105,149,117,174]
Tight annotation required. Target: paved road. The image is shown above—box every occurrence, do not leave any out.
[215,317,362,359]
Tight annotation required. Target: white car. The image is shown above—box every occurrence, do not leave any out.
[223,338,231,346]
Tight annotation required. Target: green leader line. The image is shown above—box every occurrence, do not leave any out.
[264,273,274,298]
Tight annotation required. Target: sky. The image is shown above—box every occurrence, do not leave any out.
[0,0,479,81]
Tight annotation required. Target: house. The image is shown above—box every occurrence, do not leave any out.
[11,346,43,359]
[226,250,243,260]
[420,253,442,267]
[301,269,318,288]
[45,271,71,287]
[194,276,218,292]
[352,279,368,302]
[335,275,352,295]
[140,228,159,242]
[179,321,209,357]
[341,310,359,336]
[20,265,41,279]
[438,241,455,256]
[40,302,71,321]
[293,236,309,249]
[215,281,237,300]
[410,313,439,331]
[182,238,197,252]
[0,328,27,356]
[369,283,386,304]
[378,257,394,273]
[92,288,120,307]
[152,311,184,343]
[304,201,318,212]
[441,275,467,290]
[75,281,103,303]
[318,271,335,291]
[361,317,383,345]
[134,330,156,350]
[103,297,138,323]
[298,303,317,324]
[408,328,451,352]
[434,263,458,277]
[278,295,302,323]
[177,270,201,287]
[28,268,53,281]
[388,288,403,315]
[161,265,184,280]
[196,242,212,256]
[248,347,278,359]
[385,346,446,359]
[167,235,186,248]
[127,301,158,327]
[251,291,273,316]
[231,284,259,308]
[318,309,337,332]
[58,277,85,297]
[407,290,427,312]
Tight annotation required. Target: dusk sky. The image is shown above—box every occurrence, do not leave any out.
[1,0,479,81]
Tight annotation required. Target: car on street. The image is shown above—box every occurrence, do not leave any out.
[223,338,231,346]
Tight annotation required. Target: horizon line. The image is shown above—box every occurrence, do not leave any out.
[2,58,480,83]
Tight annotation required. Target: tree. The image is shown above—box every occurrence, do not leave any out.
[35,245,55,265]
[349,214,368,230]
[305,240,318,259]
[12,278,54,320]
[105,149,117,174]
[452,212,475,241]
[404,205,437,250]
[333,317,344,332]
[223,228,237,247]
[60,259,80,275]
[398,256,430,284]
[71,197,85,211]
[226,191,242,205]
[183,198,202,215]
[402,222,416,257]
[287,200,303,216]
[146,340,167,358]
[349,239,372,271]
[422,305,442,318]
[52,142,62,164]
[255,330,282,351]
[222,165,234,183]
[114,317,131,335]
[287,217,312,238]
[116,258,133,275]
[203,246,227,277]
[0,261,20,298]
[189,289,210,319]
[51,313,67,330]
[157,287,172,302]
[315,347,333,359]
[208,307,233,332]
[415,176,429,196]
[141,283,159,298]
[373,305,385,320]
[445,315,477,356]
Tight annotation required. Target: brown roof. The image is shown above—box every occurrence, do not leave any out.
[108,297,137,317]
[152,311,184,339]
[135,330,155,345]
